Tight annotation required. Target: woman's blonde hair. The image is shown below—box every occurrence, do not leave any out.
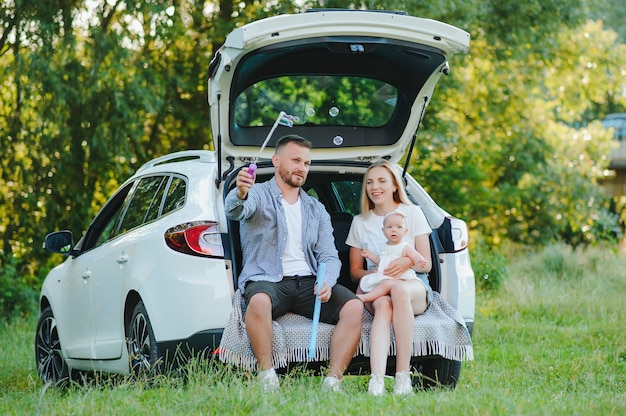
[360,160,412,215]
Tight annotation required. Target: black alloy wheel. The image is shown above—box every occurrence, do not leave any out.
[127,301,163,377]
[35,307,71,387]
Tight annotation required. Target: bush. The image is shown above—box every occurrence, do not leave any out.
[0,252,37,322]
[531,241,621,280]
[470,237,509,291]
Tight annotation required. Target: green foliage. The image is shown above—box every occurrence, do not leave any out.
[0,252,37,321]
[525,241,621,282]
[589,0,626,44]
[469,237,509,292]
[412,17,626,247]
[1,1,626,320]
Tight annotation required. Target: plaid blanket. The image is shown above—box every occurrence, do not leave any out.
[218,290,473,370]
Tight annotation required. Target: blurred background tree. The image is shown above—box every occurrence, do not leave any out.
[405,0,626,247]
[1,0,625,317]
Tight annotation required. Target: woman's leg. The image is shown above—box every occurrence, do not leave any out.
[390,280,427,373]
[369,295,393,375]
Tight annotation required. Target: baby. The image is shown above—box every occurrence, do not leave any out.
[357,210,427,303]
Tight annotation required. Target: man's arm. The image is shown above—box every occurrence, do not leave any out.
[225,167,256,221]
[312,205,341,288]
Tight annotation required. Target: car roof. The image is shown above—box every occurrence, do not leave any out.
[208,10,470,170]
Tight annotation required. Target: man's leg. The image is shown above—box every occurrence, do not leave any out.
[245,292,274,371]
[327,297,363,379]
[297,281,362,389]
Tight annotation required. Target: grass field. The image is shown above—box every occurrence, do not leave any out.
[1,244,625,415]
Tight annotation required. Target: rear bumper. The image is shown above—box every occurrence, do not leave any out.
[158,328,224,369]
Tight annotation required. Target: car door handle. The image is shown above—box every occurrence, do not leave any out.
[82,270,92,280]
[117,253,129,264]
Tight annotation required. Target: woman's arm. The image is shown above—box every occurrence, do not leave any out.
[349,246,371,282]
[413,234,432,273]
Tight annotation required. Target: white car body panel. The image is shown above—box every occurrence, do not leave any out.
[44,252,98,359]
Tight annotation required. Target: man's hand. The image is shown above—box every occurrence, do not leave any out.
[236,167,256,200]
[315,282,332,303]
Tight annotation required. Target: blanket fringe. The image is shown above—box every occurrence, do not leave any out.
[357,335,473,361]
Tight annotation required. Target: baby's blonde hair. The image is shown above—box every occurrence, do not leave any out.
[383,210,408,227]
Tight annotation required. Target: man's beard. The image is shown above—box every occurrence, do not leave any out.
[279,167,306,188]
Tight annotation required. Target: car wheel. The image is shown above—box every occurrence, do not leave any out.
[413,357,462,389]
[35,307,71,387]
[127,301,163,376]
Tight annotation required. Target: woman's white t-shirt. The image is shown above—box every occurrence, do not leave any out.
[345,203,431,271]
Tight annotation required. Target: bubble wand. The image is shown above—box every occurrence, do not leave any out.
[247,111,295,176]
[308,262,326,360]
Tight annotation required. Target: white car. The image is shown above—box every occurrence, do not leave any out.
[36,9,474,388]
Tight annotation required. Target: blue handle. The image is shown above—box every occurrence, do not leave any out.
[308,262,326,359]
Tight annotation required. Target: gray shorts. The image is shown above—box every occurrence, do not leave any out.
[244,276,357,325]
[416,272,434,306]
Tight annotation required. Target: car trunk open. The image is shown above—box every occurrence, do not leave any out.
[208,10,470,174]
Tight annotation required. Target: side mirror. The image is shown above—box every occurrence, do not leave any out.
[43,231,74,255]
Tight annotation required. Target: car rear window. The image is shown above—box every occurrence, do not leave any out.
[234,75,397,128]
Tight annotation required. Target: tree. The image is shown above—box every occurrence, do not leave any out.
[1,1,625,319]
[408,5,626,246]
[589,0,626,44]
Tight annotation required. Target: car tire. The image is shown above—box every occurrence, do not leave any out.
[127,301,163,376]
[35,307,72,387]
[413,357,462,389]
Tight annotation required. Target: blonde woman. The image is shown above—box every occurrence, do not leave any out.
[345,160,433,396]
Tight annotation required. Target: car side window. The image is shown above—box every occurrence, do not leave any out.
[95,208,123,248]
[306,187,319,200]
[80,183,134,252]
[162,176,186,215]
[303,177,362,215]
[87,175,186,249]
[116,176,167,235]
[144,177,168,223]
[331,180,362,216]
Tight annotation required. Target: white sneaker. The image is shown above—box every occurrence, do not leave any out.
[393,371,413,395]
[322,376,341,392]
[368,374,385,396]
[259,368,279,392]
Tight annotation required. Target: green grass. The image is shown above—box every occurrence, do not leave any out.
[1,244,625,415]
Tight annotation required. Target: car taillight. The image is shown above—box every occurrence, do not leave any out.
[164,222,224,258]
[449,217,469,251]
